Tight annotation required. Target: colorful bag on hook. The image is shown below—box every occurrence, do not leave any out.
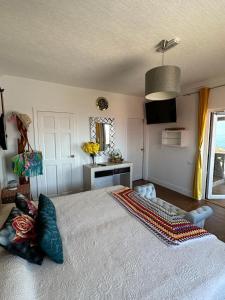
[12,151,43,177]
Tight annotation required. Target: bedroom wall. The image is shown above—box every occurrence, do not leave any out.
[0,75,144,197]
[146,85,225,198]
[146,94,198,197]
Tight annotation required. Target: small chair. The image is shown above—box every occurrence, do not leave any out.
[134,183,213,228]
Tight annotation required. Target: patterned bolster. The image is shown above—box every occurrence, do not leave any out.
[185,206,213,228]
[134,183,156,200]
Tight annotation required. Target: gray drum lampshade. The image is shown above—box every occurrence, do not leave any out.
[145,65,181,100]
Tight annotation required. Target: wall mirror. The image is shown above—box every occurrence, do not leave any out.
[89,117,115,153]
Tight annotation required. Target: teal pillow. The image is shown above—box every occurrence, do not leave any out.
[39,194,56,221]
[38,195,63,264]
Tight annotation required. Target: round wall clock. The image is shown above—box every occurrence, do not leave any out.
[96,97,109,111]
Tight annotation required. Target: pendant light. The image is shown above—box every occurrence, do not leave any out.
[145,38,181,101]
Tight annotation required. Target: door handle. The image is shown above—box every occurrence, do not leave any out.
[70,154,75,158]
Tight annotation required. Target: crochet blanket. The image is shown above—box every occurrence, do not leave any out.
[112,187,211,246]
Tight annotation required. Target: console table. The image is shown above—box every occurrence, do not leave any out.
[83,161,133,191]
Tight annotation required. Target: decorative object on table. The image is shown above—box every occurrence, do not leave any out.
[82,142,100,165]
[89,117,115,154]
[109,149,123,163]
[145,38,181,100]
[96,97,109,111]
[0,87,7,150]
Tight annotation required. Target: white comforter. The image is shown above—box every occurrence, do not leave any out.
[1,185,225,300]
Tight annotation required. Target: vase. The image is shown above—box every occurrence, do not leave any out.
[90,154,96,165]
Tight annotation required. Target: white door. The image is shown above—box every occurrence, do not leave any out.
[207,112,225,199]
[127,118,144,181]
[37,111,77,197]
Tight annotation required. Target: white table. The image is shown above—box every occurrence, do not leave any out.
[83,161,133,191]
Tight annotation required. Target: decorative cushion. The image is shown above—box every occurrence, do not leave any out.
[38,195,63,264]
[134,183,156,200]
[185,206,213,228]
[15,193,38,219]
[38,194,56,221]
[135,184,213,228]
[0,207,44,265]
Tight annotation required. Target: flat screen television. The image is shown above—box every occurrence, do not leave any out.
[145,99,177,124]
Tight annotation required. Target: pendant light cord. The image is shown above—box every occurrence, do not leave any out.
[161,40,167,66]
[162,51,165,66]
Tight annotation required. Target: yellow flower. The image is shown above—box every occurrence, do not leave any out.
[82,142,100,155]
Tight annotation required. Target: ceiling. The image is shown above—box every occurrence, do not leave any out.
[0,0,225,96]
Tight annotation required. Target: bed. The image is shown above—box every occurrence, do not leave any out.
[1,185,225,300]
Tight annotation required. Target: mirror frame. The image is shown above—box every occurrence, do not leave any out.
[89,117,115,154]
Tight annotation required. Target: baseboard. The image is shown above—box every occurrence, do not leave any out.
[148,176,193,198]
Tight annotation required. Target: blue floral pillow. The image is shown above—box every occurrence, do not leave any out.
[0,208,44,265]
[38,195,63,264]
[15,193,38,219]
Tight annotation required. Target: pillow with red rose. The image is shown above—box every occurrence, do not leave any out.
[0,207,44,265]
[15,193,38,219]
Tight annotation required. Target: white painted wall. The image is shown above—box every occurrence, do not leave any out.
[208,86,225,110]
[2,74,224,200]
[0,75,144,196]
[146,85,225,198]
[146,94,198,196]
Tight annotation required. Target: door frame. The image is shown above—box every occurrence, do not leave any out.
[32,107,78,198]
[206,111,225,199]
[127,117,144,181]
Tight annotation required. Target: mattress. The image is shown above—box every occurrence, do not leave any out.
[0,185,225,300]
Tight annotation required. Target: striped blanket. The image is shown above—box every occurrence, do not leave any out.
[111,187,211,246]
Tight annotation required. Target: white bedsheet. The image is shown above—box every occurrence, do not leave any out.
[1,185,225,300]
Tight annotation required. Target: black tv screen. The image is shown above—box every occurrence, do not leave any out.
[145,99,177,124]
